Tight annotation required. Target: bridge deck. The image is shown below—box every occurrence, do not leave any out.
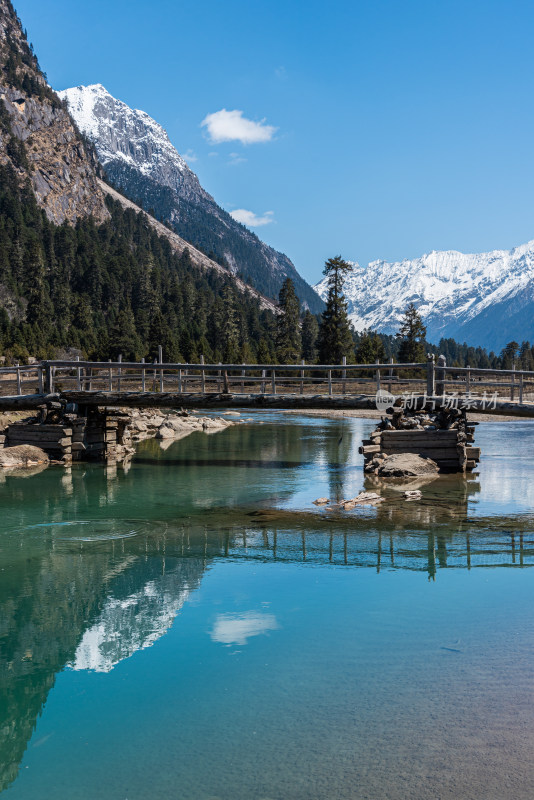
[0,390,533,417]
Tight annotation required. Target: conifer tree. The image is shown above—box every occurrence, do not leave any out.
[355,331,386,364]
[110,307,140,360]
[221,286,240,362]
[500,341,519,370]
[301,310,319,362]
[317,256,354,363]
[519,341,534,370]
[396,303,427,363]
[276,277,301,362]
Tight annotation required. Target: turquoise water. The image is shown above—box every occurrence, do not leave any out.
[1,413,534,799]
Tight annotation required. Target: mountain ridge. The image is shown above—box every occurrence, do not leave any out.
[59,83,323,312]
[315,240,534,351]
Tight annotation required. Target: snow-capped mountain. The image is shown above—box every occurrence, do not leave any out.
[59,84,323,312]
[70,567,197,673]
[315,242,534,351]
[59,83,210,207]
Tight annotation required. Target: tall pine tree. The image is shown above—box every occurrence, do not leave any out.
[396,303,427,363]
[317,256,354,363]
[276,277,301,362]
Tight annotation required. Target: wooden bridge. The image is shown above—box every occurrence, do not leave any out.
[1,354,534,417]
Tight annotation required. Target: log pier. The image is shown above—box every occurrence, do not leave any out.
[5,409,133,464]
[360,407,481,474]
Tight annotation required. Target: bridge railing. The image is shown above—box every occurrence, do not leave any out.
[36,359,428,397]
[1,356,534,404]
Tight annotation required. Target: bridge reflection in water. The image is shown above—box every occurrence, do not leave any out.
[2,491,534,793]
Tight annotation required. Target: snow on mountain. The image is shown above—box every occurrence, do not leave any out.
[58,83,209,206]
[315,241,534,351]
[59,84,323,312]
[70,570,194,673]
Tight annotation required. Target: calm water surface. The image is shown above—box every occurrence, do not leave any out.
[1,413,534,799]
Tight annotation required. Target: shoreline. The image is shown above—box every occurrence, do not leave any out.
[279,408,532,423]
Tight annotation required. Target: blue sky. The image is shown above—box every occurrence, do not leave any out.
[13,0,534,285]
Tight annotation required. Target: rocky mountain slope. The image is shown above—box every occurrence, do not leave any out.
[315,242,534,351]
[0,0,108,223]
[100,179,278,313]
[59,83,323,312]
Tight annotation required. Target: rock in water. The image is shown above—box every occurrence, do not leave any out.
[313,497,330,505]
[378,454,439,478]
[0,445,49,468]
[404,489,423,500]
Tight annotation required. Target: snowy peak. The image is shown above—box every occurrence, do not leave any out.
[59,83,210,205]
[315,240,534,351]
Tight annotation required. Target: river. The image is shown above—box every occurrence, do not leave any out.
[1,412,534,799]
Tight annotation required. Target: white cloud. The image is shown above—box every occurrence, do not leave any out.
[230,208,275,227]
[201,108,277,144]
[210,612,278,646]
[183,149,197,163]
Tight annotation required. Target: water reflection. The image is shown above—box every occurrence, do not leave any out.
[1,415,534,795]
[210,611,279,646]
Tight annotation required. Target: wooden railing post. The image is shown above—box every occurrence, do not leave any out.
[76,355,81,390]
[15,363,21,396]
[261,368,266,394]
[426,353,435,397]
[141,358,146,392]
[342,356,346,394]
[38,364,43,394]
[43,361,53,394]
[223,370,229,393]
[328,369,333,396]
[511,365,515,401]
[108,359,112,392]
[200,355,205,393]
[519,372,524,405]
[375,360,380,392]
[178,366,182,393]
[117,354,122,392]
[241,362,245,393]
[300,360,305,395]
[436,354,446,397]
[466,364,471,397]
[388,357,393,393]
[158,346,163,392]
[272,369,276,395]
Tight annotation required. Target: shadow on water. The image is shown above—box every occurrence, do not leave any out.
[1,414,534,794]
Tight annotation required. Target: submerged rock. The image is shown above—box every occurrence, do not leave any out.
[378,453,439,478]
[313,497,330,505]
[404,489,423,500]
[338,492,383,509]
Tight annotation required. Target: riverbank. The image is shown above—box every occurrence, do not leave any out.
[279,408,530,423]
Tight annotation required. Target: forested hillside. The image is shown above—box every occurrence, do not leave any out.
[0,162,278,362]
